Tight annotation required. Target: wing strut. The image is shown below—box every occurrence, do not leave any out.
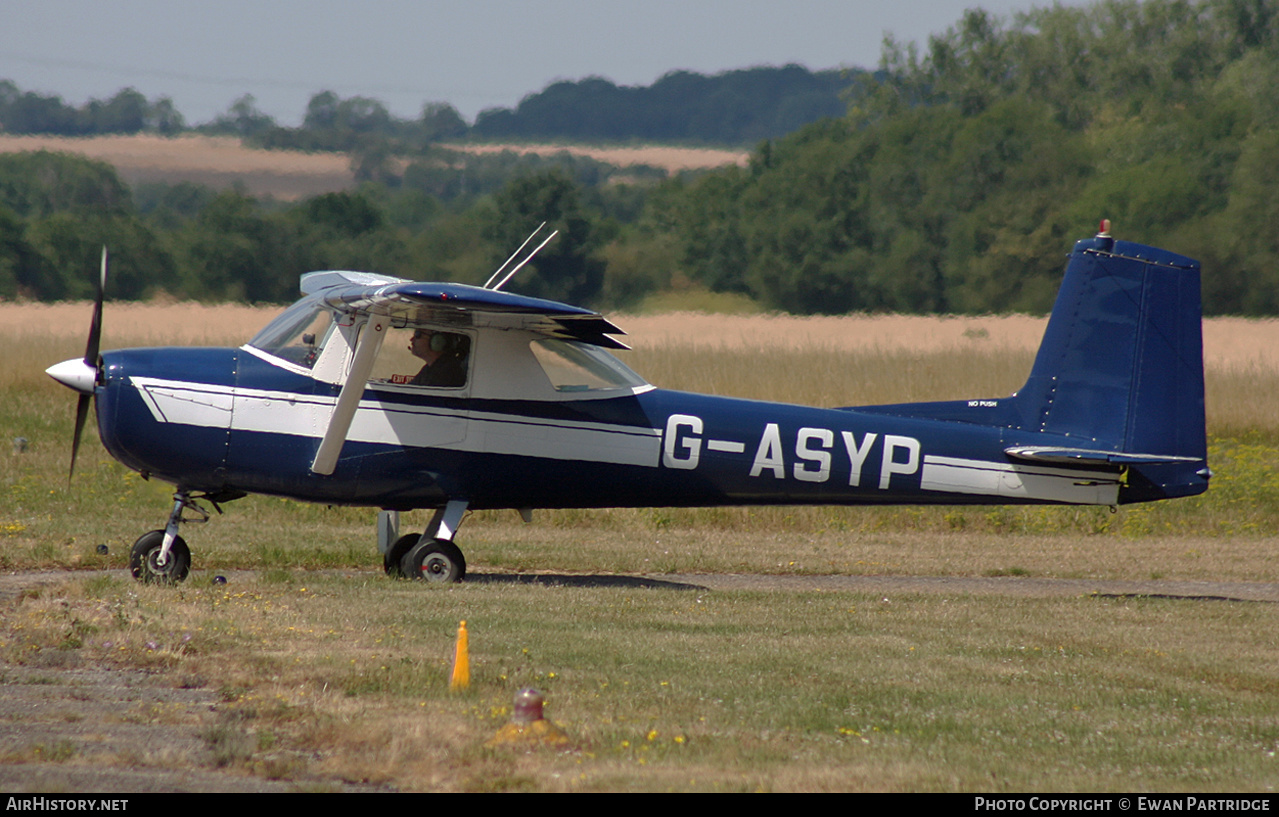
[311,317,387,475]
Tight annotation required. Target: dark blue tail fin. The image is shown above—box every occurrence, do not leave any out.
[1012,235,1208,500]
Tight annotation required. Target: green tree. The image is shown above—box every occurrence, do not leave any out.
[24,211,175,300]
[304,192,384,237]
[86,88,148,134]
[419,102,467,141]
[485,171,605,305]
[1211,129,1279,313]
[145,96,186,135]
[209,94,275,138]
[0,204,41,299]
[175,190,304,302]
[647,170,751,295]
[0,90,82,134]
[303,91,341,131]
[0,152,130,218]
[291,189,406,277]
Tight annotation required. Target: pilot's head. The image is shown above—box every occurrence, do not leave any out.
[409,328,443,363]
[410,328,459,362]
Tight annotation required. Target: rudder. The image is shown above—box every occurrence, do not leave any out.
[1013,234,1208,500]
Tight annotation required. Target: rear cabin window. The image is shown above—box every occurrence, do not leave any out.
[529,339,646,392]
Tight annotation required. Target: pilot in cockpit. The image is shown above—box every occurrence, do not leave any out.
[408,328,469,387]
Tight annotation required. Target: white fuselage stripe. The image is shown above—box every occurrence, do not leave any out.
[129,376,662,467]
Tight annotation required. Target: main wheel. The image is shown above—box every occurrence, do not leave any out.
[384,533,420,578]
[129,530,191,584]
[401,539,466,583]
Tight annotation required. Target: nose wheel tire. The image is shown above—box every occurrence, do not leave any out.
[129,530,191,584]
[401,539,466,583]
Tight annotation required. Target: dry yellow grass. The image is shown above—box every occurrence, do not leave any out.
[8,301,1276,437]
[2,300,278,346]
[0,134,348,176]
[0,134,746,201]
[614,313,1279,435]
[7,301,1268,429]
[440,142,749,172]
[617,311,1279,369]
[0,134,356,200]
[8,301,1275,369]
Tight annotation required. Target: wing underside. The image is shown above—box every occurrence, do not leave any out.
[315,278,628,349]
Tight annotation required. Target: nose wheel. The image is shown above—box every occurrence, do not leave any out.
[129,530,191,584]
[127,489,239,585]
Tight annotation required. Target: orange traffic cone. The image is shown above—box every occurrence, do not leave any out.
[450,620,470,690]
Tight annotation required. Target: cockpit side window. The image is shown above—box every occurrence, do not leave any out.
[247,298,335,369]
[369,326,471,389]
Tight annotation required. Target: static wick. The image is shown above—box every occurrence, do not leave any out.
[487,688,572,749]
[450,620,470,690]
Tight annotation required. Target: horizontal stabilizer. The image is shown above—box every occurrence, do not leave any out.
[1004,446,1202,466]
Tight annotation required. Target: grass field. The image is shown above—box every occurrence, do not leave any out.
[0,135,748,201]
[1,303,1277,791]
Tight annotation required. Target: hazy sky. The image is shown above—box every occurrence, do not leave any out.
[2,0,1083,127]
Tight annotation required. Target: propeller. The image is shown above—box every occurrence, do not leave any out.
[46,247,107,481]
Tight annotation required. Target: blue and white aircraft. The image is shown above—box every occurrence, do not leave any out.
[47,224,1209,584]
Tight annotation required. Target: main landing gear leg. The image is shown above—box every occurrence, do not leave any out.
[384,500,469,583]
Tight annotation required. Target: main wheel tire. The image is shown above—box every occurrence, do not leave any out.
[384,533,420,578]
[400,539,466,583]
[129,530,191,584]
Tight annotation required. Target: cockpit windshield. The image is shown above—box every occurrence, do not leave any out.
[247,296,336,369]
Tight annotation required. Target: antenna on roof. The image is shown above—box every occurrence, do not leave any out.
[490,228,559,292]
[483,222,546,289]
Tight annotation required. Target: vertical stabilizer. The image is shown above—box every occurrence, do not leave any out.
[1013,235,1207,499]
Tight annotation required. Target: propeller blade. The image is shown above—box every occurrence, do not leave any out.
[69,393,91,480]
[66,247,107,482]
[84,247,106,366]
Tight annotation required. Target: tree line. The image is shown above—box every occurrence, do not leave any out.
[0,65,861,150]
[470,66,861,144]
[0,149,644,308]
[3,0,1279,316]
[652,0,1279,316]
[0,82,185,137]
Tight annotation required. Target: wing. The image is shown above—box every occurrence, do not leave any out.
[304,275,628,475]
[311,277,629,350]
